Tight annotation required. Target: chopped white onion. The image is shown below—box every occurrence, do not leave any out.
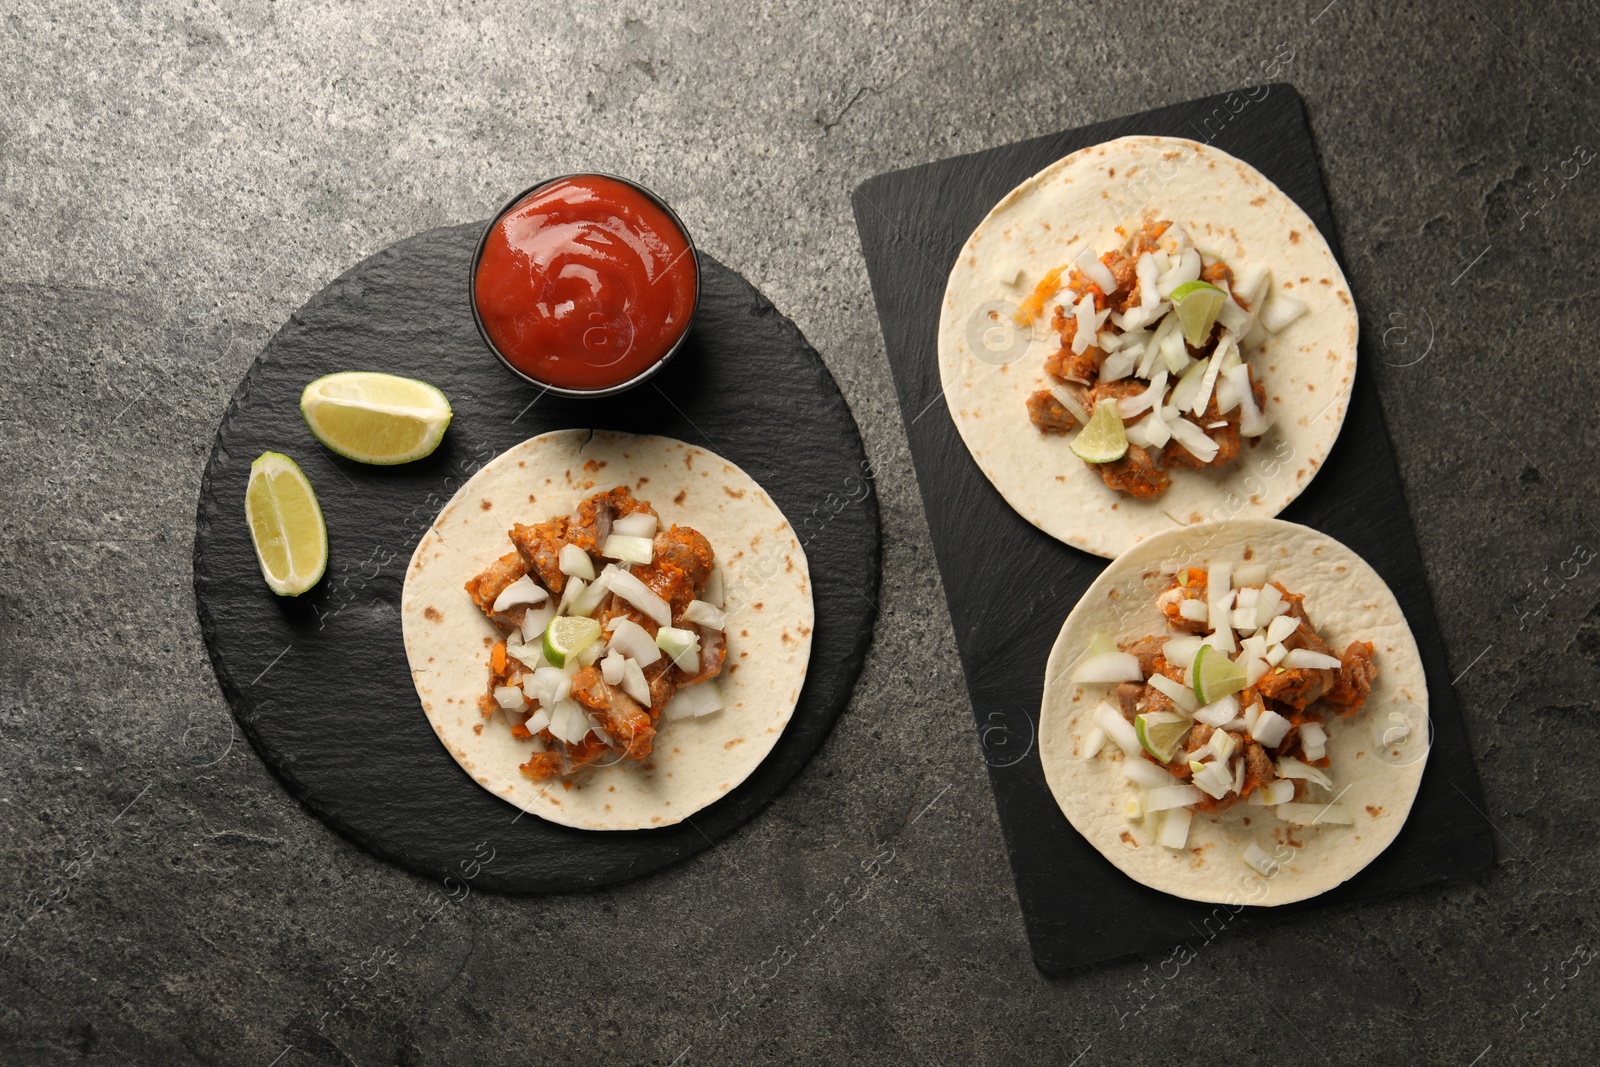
[1233,262,1271,309]
[1191,334,1233,416]
[1098,348,1137,381]
[1148,672,1199,713]
[1137,253,1161,311]
[1203,728,1237,763]
[1242,842,1278,875]
[662,681,724,721]
[1118,370,1169,420]
[1071,293,1098,354]
[1124,759,1178,788]
[524,708,551,735]
[1082,726,1107,759]
[1254,583,1284,628]
[1226,364,1271,438]
[1076,247,1117,295]
[620,658,651,705]
[1216,295,1253,335]
[1122,796,1143,820]
[606,618,662,666]
[567,568,615,617]
[493,685,526,711]
[683,600,725,630]
[1169,356,1208,412]
[601,534,655,565]
[1163,635,1207,667]
[1093,702,1141,757]
[1284,649,1341,671]
[607,569,672,627]
[506,637,545,670]
[528,666,573,708]
[1073,651,1144,684]
[1233,563,1269,589]
[1191,759,1235,799]
[1157,248,1201,297]
[1207,560,1234,641]
[557,576,588,616]
[1259,288,1307,333]
[1265,643,1289,667]
[1157,806,1193,850]
[1194,694,1240,728]
[1275,756,1333,788]
[1251,707,1292,748]
[577,639,606,667]
[1167,417,1220,464]
[492,575,549,613]
[559,543,596,580]
[1247,778,1297,806]
[1049,385,1090,425]
[611,512,658,539]
[1239,634,1268,661]
[1178,599,1210,623]
[600,650,625,686]
[1265,613,1299,646]
[520,603,557,643]
[1243,657,1270,686]
[1144,783,1204,812]
[656,626,701,673]
[1242,700,1263,732]
[700,566,725,609]
[1275,802,1354,826]
[545,699,587,744]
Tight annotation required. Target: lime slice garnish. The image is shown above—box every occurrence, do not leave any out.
[300,371,452,465]
[1069,399,1128,464]
[1170,280,1226,348]
[244,452,328,596]
[1192,644,1248,704]
[1135,711,1193,763]
[542,615,601,668]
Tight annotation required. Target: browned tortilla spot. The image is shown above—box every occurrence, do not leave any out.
[424,606,442,622]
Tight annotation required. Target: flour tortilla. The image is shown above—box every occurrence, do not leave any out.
[1038,519,1427,906]
[938,136,1359,559]
[401,430,813,831]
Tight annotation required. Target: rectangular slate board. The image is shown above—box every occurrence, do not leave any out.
[851,85,1495,973]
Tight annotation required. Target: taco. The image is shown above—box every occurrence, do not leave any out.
[401,430,813,831]
[937,135,1358,559]
[1038,519,1427,906]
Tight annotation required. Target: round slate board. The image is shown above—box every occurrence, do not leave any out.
[193,223,880,892]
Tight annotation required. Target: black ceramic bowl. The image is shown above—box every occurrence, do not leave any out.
[469,173,701,399]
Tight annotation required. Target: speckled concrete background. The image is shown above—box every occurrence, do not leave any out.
[3,1,1598,1063]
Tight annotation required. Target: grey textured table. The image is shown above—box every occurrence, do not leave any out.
[2,2,1597,1064]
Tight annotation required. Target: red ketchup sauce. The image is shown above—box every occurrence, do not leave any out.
[473,175,698,391]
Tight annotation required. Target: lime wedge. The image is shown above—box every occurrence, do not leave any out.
[1069,399,1128,464]
[300,371,452,465]
[244,452,328,596]
[1192,644,1248,704]
[1135,711,1193,764]
[1170,280,1226,348]
[542,615,601,668]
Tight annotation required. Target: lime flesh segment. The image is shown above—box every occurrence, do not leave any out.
[542,615,601,669]
[1170,281,1226,348]
[1135,711,1193,764]
[1192,644,1248,704]
[1069,399,1128,464]
[300,371,452,465]
[245,452,328,596]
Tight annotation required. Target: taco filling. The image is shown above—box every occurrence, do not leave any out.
[1019,219,1307,498]
[1071,558,1378,857]
[463,485,728,781]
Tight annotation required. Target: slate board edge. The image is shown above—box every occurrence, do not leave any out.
[193,227,881,893]
[850,84,1494,971]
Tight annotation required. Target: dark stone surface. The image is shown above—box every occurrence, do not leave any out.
[854,85,1494,973]
[192,224,880,893]
[3,1,1599,1063]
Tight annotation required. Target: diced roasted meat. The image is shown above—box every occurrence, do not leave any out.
[654,525,714,589]
[644,657,676,717]
[463,552,531,629]
[1200,260,1234,290]
[568,487,656,556]
[1026,389,1077,435]
[570,666,655,759]
[1185,722,1214,755]
[1241,739,1275,797]
[1116,681,1143,718]
[675,624,726,687]
[520,733,610,781]
[1121,634,1167,679]
[1098,444,1169,499]
[1046,307,1100,383]
[1324,640,1378,715]
[1156,569,1209,634]
[510,517,570,595]
[1128,219,1171,255]
[1102,250,1141,313]
[1256,661,1335,711]
[597,590,659,637]
[1086,377,1146,412]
